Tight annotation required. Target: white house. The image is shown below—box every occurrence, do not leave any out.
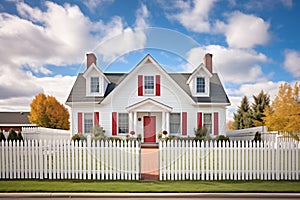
[66,53,230,143]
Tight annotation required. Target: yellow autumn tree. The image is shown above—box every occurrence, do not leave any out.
[264,82,300,138]
[28,93,70,130]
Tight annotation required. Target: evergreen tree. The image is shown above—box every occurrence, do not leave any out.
[252,90,270,126]
[233,96,253,129]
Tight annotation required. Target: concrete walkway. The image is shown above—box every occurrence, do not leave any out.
[140,148,159,180]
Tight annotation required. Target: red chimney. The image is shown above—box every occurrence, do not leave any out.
[86,53,97,68]
[203,53,213,73]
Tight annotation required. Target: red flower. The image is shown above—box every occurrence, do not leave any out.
[130,130,135,135]
[162,130,167,135]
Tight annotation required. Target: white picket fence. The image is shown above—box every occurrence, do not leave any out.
[159,140,300,181]
[22,127,71,141]
[0,137,140,180]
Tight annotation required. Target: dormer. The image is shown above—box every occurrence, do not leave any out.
[83,53,110,97]
[187,53,213,97]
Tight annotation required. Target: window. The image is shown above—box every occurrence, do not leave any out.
[144,76,154,95]
[91,77,99,93]
[170,113,181,134]
[196,77,205,93]
[118,113,129,134]
[84,113,93,134]
[203,113,212,135]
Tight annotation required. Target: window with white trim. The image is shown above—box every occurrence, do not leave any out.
[84,113,93,134]
[203,113,212,135]
[196,77,205,93]
[170,113,181,134]
[91,77,99,93]
[144,76,154,95]
[118,113,129,134]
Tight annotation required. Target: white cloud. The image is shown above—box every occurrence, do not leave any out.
[166,0,216,33]
[284,50,300,77]
[83,0,114,12]
[0,1,148,110]
[215,11,270,48]
[184,45,269,83]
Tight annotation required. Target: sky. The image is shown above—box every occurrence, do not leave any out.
[0,0,299,121]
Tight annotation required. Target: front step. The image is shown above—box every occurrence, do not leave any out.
[141,143,159,148]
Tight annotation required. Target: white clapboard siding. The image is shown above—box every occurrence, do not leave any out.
[0,137,140,180]
[159,140,300,181]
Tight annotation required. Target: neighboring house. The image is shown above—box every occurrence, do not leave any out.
[66,53,230,143]
[0,112,35,132]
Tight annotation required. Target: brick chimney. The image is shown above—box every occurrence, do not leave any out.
[86,53,97,68]
[203,53,213,73]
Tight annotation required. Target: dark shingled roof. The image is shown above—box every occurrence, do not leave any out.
[66,72,230,104]
[66,73,127,103]
[0,112,32,125]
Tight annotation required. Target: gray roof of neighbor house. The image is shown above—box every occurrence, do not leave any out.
[0,112,32,125]
[66,72,230,104]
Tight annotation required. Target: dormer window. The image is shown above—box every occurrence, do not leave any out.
[196,77,205,93]
[144,76,154,95]
[91,77,99,93]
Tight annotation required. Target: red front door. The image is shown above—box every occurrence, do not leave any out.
[143,116,156,143]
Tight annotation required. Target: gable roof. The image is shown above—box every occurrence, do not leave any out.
[0,112,33,125]
[186,63,212,84]
[83,63,111,83]
[66,54,230,105]
[126,98,173,112]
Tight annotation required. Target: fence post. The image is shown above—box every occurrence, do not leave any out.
[87,135,91,180]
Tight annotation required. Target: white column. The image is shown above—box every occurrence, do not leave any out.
[162,111,166,131]
[133,112,137,134]
[166,112,170,134]
[129,112,133,132]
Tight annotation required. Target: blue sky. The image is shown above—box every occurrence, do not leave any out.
[0,0,299,121]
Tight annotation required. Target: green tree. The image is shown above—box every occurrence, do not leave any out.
[233,96,253,129]
[7,129,17,141]
[264,82,300,139]
[28,93,70,130]
[252,90,270,127]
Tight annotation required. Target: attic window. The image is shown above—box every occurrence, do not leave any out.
[196,77,205,93]
[91,77,99,93]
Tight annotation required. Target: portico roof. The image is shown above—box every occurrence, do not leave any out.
[126,98,172,112]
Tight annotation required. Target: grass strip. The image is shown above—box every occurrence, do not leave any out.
[1,180,300,193]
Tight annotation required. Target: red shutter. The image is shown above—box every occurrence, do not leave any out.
[112,112,117,135]
[138,75,143,96]
[197,112,202,128]
[94,112,99,126]
[155,75,160,96]
[78,112,83,133]
[214,112,219,135]
[182,112,187,136]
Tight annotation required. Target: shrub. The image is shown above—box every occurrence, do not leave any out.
[216,135,230,142]
[0,131,6,141]
[17,131,24,141]
[253,131,261,142]
[7,129,17,141]
[137,134,142,142]
[108,137,123,142]
[91,126,106,140]
[157,132,163,140]
[194,127,208,138]
[71,133,87,142]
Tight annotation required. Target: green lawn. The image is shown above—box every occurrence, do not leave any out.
[0,180,300,193]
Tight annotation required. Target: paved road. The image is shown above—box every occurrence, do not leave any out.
[1,193,300,199]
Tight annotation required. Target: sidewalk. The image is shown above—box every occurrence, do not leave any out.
[0,193,300,199]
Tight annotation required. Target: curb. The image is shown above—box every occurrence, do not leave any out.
[0,193,300,198]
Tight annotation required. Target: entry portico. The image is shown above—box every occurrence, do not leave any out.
[127,98,172,143]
